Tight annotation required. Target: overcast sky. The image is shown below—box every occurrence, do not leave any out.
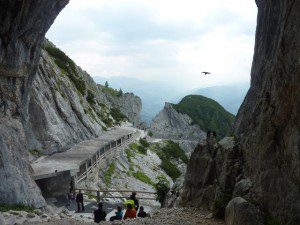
[46,0,257,90]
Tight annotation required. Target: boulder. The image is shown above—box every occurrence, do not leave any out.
[225,197,264,225]
[233,179,252,198]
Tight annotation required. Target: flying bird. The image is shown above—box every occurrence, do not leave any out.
[202,71,211,75]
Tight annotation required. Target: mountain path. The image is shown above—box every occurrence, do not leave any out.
[24,208,224,225]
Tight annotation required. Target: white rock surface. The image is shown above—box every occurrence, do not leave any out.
[150,103,206,141]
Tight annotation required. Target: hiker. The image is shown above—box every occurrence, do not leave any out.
[76,190,85,212]
[129,192,139,211]
[67,192,72,206]
[110,205,123,221]
[137,206,147,218]
[96,190,100,203]
[124,203,136,219]
[94,202,107,223]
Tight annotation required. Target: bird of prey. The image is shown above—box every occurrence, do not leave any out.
[202,71,211,75]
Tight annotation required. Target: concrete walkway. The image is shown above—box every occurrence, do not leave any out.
[31,128,136,180]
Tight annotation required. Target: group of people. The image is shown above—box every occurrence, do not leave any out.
[94,192,148,223]
[69,191,148,223]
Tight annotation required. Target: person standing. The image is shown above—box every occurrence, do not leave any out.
[76,190,85,212]
[129,192,139,211]
[94,202,107,223]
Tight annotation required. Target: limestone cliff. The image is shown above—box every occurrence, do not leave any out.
[180,1,300,224]
[26,41,142,155]
[100,89,142,126]
[234,1,300,224]
[0,1,142,207]
[150,103,206,141]
[0,0,69,208]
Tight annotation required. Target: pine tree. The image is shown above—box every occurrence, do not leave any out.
[117,88,123,97]
[105,81,109,88]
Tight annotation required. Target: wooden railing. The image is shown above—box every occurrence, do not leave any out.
[76,135,135,184]
[75,188,157,201]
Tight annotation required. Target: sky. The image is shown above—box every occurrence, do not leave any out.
[46,0,257,90]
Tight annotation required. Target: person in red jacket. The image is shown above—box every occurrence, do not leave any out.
[123,203,136,219]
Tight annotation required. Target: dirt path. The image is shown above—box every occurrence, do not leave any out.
[24,208,224,225]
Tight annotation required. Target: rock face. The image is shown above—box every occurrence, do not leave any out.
[102,91,142,126]
[26,41,142,154]
[27,48,103,154]
[180,136,243,216]
[0,0,69,208]
[150,103,206,141]
[234,1,300,223]
[225,197,264,225]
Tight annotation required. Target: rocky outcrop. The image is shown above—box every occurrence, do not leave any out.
[180,136,243,217]
[234,1,300,224]
[225,197,264,225]
[150,103,206,141]
[0,0,69,208]
[102,91,142,126]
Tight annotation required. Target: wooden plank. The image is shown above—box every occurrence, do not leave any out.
[75,188,156,194]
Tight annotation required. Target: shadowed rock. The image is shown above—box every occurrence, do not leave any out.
[234,1,300,223]
[0,0,69,207]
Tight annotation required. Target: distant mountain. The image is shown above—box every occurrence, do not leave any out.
[93,77,250,123]
[171,95,235,138]
[190,82,250,115]
[93,76,185,124]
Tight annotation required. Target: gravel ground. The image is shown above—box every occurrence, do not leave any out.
[24,208,224,225]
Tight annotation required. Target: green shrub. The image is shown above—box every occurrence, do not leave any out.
[265,216,281,225]
[87,90,96,105]
[104,163,115,185]
[129,143,139,151]
[100,115,113,127]
[45,45,86,95]
[160,160,181,180]
[126,148,133,163]
[155,175,170,205]
[28,149,43,157]
[0,204,35,212]
[102,86,119,97]
[139,138,150,148]
[212,192,232,219]
[117,88,123,97]
[110,108,127,123]
[162,140,188,164]
[137,145,147,155]
[133,171,154,187]
[148,131,153,137]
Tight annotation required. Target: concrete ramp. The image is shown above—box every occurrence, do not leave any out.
[31,128,136,197]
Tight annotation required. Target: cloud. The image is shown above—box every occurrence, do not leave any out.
[46,0,257,90]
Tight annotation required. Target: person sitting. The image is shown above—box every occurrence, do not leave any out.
[94,202,107,223]
[76,190,85,212]
[110,205,123,221]
[129,192,139,211]
[123,203,136,219]
[137,206,147,218]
